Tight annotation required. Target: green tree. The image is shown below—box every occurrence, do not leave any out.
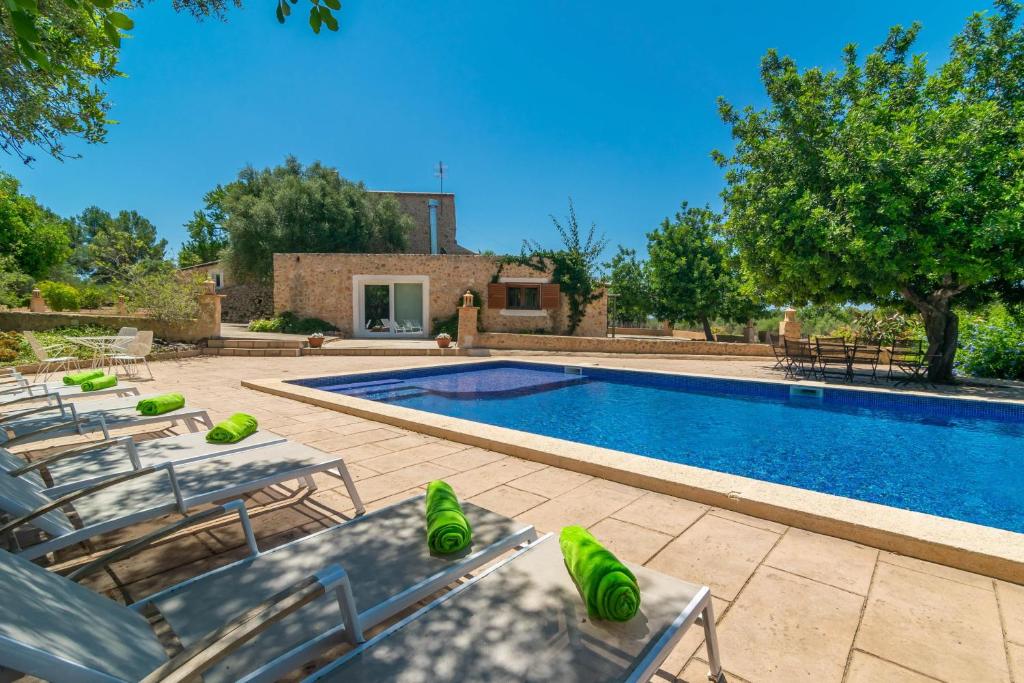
[0,172,71,277]
[522,198,608,335]
[178,187,229,267]
[647,203,742,341]
[604,246,653,325]
[75,207,168,283]
[0,0,120,164]
[220,157,412,283]
[714,2,1024,381]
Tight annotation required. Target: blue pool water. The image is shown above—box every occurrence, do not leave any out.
[293,362,1024,533]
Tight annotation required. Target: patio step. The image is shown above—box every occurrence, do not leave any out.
[207,338,306,349]
[202,347,302,357]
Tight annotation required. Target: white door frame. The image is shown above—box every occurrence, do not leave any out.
[352,275,430,339]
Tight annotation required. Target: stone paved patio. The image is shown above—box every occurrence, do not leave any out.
[16,353,1024,682]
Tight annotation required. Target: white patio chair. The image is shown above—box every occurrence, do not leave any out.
[23,331,76,382]
[0,495,535,683]
[111,330,154,379]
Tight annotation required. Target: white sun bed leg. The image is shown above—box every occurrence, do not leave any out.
[303,474,318,491]
[336,463,365,516]
[701,600,724,682]
[317,565,365,644]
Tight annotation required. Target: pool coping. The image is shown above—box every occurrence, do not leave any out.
[243,358,1024,583]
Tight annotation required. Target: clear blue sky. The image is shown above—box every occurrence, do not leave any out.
[6,1,979,260]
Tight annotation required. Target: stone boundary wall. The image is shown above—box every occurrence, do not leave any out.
[611,326,672,336]
[0,310,215,343]
[474,332,773,357]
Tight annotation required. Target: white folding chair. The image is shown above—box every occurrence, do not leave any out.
[23,331,76,383]
[111,330,153,379]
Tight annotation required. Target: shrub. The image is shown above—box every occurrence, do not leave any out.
[0,332,22,363]
[79,284,112,309]
[0,257,34,308]
[247,311,334,335]
[123,270,205,323]
[955,304,1024,380]
[38,281,80,311]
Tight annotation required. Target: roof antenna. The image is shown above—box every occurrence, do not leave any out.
[434,161,448,193]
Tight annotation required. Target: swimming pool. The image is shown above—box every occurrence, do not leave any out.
[291,361,1024,534]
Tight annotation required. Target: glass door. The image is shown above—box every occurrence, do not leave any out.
[364,284,390,333]
[393,283,424,333]
[359,281,426,336]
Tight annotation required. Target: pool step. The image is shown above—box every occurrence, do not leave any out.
[361,386,429,402]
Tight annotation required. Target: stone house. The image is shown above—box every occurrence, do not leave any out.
[179,191,472,323]
[273,253,607,338]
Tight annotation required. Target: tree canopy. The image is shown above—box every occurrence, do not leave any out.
[219,157,413,283]
[178,187,229,267]
[521,198,607,335]
[72,206,168,283]
[0,173,70,278]
[604,246,654,325]
[647,203,763,340]
[714,1,1024,380]
[1,0,340,164]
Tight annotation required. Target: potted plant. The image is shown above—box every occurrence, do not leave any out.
[435,332,452,349]
[307,332,325,348]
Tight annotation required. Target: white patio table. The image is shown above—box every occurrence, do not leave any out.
[66,335,136,370]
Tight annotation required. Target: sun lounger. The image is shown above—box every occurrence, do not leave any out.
[0,382,139,410]
[0,496,536,683]
[305,533,723,683]
[1,429,288,494]
[0,394,212,447]
[0,440,365,560]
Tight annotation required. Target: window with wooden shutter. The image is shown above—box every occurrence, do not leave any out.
[540,283,560,310]
[487,282,507,309]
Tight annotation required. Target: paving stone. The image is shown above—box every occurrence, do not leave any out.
[506,466,592,498]
[764,527,878,595]
[996,580,1024,645]
[587,517,672,564]
[612,491,708,536]
[714,566,863,683]
[844,651,939,682]
[467,485,547,518]
[647,514,779,601]
[855,562,1009,682]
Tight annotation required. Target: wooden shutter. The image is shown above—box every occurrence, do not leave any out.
[487,282,507,309]
[540,283,560,310]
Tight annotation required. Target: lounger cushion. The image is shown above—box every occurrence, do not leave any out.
[0,549,167,681]
[44,429,287,489]
[0,470,75,537]
[314,536,705,683]
[152,497,531,683]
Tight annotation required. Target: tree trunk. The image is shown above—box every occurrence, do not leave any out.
[700,316,715,342]
[900,286,959,383]
[921,305,959,383]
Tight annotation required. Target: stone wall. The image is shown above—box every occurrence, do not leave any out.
[273,253,608,337]
[474,332,773,356]
[220,282,274,323]
[0,310,218,343]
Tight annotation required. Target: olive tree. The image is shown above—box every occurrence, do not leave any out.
[714,1,1024,381]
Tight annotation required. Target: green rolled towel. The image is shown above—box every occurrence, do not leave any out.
[425,480,472,555]
[63,369,104,386]
[136,393,185,416]
[559,525,641,622]
[81,374,117,392]
[206,413,259,444]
